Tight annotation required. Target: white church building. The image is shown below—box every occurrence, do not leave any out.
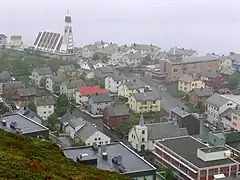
[128,113,188,152]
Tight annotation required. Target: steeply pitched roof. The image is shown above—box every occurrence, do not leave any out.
[0,71,11,82]
[35,96,55,106]
[74,123,98,141]
[124,79,145,90]
[199,71,219,78]
[179,74,197,83]
[63,79,85,89]
[133,91,161,101]
[16,87,37,97]
[191,87,213,97]
[50,76,68,84]
[59,112,74,123]
[109,72,127,81]
[3,81,25,89]
[105,104,129,117]
[89,94,111,103]
[68,117,86,128]
[35,67,52,76]
[124,52,142,60]
[59,65,77,72]
[131,44,159,50]
[79,85,109,96]
[170,55,221,64]
[206,94,229,107]
[167,47,197,56]
[220,67,235,76]
[146,121,188,140]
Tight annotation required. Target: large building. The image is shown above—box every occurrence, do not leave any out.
[33,12,74,55]
[154,136,240,180]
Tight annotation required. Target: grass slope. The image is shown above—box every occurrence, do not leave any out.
[0,130,129,180]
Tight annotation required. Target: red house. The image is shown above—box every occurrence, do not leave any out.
[103,104,129,129]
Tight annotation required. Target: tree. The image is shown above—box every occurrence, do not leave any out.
[26,101,37,113]
[92,53,100,61]
[47,113,59,131]
[55,94,69,117]
[72,140,86,147]
[158,167,173,180]
[228,73,239,89]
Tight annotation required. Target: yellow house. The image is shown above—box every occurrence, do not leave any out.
[129,91,161,113]
[58,65,78,80]
[10,35,22,47]
[117,80,145,99]
[178,74,205,93]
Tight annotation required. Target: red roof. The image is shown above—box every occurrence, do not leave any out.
[79,85,109,96]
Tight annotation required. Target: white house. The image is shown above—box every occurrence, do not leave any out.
[80,61,94,70]
[110,52,125,66]
[128,113,188,152]
[35,96,55,121]
[122,52,142,67]
[60,79,85,100]
[205,94,237,126]
[65,117,86,139]
[31,67,53,87]
[81,44,98,59]
[105,73,127,93]
[74,122,111,145]
[45,76,67,94]
[91,61,105,69]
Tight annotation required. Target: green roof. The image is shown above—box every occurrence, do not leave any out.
[0,130,128,180]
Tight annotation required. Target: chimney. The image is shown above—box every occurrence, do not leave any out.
[116,155,122,165]
[212,53,215,55]
[101,145,108,160]
[92,142,98,151]
[23,106,27,110]
[181,107,184,111]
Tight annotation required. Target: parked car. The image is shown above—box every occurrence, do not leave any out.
[210,126,217,131]
[203,122,210,128]
[157,85,167,91]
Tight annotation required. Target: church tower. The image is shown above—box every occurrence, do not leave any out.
[60,11,74,54]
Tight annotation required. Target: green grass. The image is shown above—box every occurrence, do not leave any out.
[0,130,129,180]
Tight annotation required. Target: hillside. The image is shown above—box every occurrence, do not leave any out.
[0,130,129,180]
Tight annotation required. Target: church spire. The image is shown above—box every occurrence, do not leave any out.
[139,111,145,126]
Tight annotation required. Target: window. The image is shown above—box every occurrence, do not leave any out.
[98,138,101,140]
[48,106,51,108]
[173,69,178,72]
[142,138,145,142]
[99,142,102,144]
[95,138,97,141]
[43,111,46,114]
[48,111,51,114]
[184,87,187,90]
[233,115,238,120]
[142,130,145,134]
[105,141,108,144]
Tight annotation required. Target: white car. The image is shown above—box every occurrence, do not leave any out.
[210,126,217,131]
[92,123,97,128]
[203,122,210,128]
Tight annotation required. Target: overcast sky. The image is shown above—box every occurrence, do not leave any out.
[1,0,240,54]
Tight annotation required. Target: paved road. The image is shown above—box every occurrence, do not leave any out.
[122,71,189,113]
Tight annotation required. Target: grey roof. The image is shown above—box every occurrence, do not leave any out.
[94,67,114,78]
[63,79,85,89]
[199,71,219,78]
[60,65,77,72]
[35,96,55,106]
[16,87,37,97]
[179,74,197,83]
[206,94,229,107]
[109,72,127,81]
[68,117,86,128]
[16,107,43,124]
[74,122,98,141]
[105,104,129,117]
[0,34,7,38]
[59,112,74,123]
[86,61,94,70]
[131,44,159,50]
[83,44,99,51]
[168,47,197,56]
[171,55,221,64]
[90,94,111,103]
[0,71,11,82]
[35,67,52,76]
[233,109,240,116]
[220,67,235,76]
[146,122,188,140]
[124,79,146,90]
[119,45,131,52]
[171,107,190,118]
[158,136,236,168]
[62,142,155,174]
[0,113,47,134]
[95,47,117,55]
[133,91,161,101]
[229,53,240,61]
[3,81,25,89]
[191,87,213,97]
[50,76,68,84]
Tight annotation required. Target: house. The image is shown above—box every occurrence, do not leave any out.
[160,54,221,82]
[46,76,68,94]
[10,35,22,47]
[31,67,53,87]
[128,112,188,152]
[12,87,37,101]
[167,47,198,57]
[129,91,161,113]
[57,65,79,80]
[2,81,25,97]
[88,94,112,115]
[199,71,229,92]
[105,72,128,93]
[0,113,49,139]
[74,122,111,145]
[65,117,86,140]
[94,46,117,59]
[122,52,143,67]
[205,94,237,126]
[35,96,55,121]
[219,56,233,70]
[0,71,12,94]
[76,85,109,104]
[154,136,239,180]
[220,67,235,80]
[130,43,160,54]
[91,61,105,69]
[110,51,125,66]
[222,108,240,131]
[81,44,99,59]
[171,107,200,135]
[63,142,156,180]
[117,79,146,99]
[94,67,114,79]
[60,79,85,100]
[178,74,205,93]
[80,61,95,70]
[189,87,214,107]
[0,34,7,45]
[103,104,129,129]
